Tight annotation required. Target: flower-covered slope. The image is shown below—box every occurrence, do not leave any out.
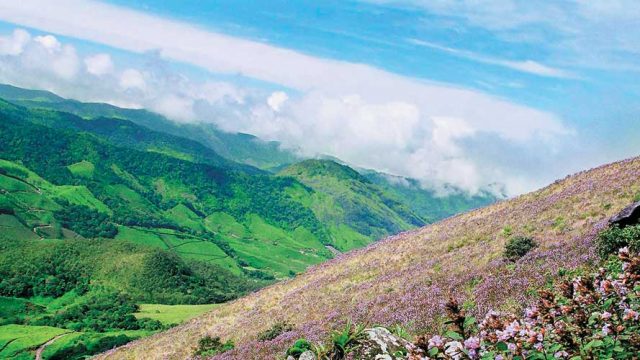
[100,157,640,359]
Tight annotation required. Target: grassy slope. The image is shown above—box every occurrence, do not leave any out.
[133,304,218,326]
[279,159,425,251]
[0,83,298,171]
[0,324,68,359]
[100,156,640,359]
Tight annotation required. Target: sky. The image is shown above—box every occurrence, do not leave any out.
[0,0,638,195]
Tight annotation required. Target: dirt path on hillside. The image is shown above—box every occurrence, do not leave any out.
[35,333,70,360]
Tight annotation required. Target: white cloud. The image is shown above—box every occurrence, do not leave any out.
[119,68,145,90]
[33,34,61,52]
[0,19,577,195]
[0,28,30,56]
[151,94,195,123]
[267,91,288,112]
[376,0,640,71]
[408,39,575,78]
[50,44,79,80]
[84,53,113,76]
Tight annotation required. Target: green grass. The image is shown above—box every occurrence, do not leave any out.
[225,214,332,277]
[204,212,248,238]
[115,226,167,248]
[278,159,427,251]
[147,146,195,162]
[66,160,95,178]
[327,224,371,251]
[39,332,84,359]
[0,174,35,192]
[0,215,39,241]
[133,304,218,325]
[152,178,197,204]
[115,226,242,274]
[53,186,110,214]
[164,204,204,232]
[0,324,69,359]
[39,329,156,360]
[105,184,154,211]
[0,159,51,190]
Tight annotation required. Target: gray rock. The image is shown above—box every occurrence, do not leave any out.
[610,201,640,228]
[299,350,316,360]
[287,356,296,360]
[351,327,411,360]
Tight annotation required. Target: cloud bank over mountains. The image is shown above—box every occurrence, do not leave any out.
[0,0,584,195]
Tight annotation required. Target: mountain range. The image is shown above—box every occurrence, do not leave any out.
[0,84,497,359]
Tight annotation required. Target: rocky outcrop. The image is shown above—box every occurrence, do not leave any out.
[350,327,411,360]
[609,201,640,228]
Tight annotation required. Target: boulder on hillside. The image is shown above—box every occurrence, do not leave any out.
[350,327,411,360]
[610,201,640,228]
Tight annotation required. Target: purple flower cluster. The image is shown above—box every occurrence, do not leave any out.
[408,247,640,359]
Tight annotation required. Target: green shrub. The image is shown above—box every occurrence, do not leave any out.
[54,203,117,238]
[325,320,367,359]
[257,321,294,341]
[596,224,640,258]
[503,236,537,261]
[48,334,134,360]
[35,288,163,332]
[285,321,367,359]
[193,336,234,357]
[286,338,312,357]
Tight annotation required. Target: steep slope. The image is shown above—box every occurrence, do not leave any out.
[279,159,425,251]
[0,84,299,170]
[100,156,640,359]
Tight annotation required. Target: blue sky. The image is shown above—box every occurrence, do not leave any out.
[0,0,637,194]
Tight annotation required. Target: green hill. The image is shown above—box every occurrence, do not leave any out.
[0,98,326,359]
[0,84,299,170]
[0,98,332,280]
[279,159,425,251]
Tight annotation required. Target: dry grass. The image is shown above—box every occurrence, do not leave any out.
[97,156,640,359]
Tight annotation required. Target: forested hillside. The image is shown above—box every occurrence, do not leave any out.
[279,159,425,251]
[0,99,328,358]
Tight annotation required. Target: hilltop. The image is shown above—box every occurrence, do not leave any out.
[99,156,640,359]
